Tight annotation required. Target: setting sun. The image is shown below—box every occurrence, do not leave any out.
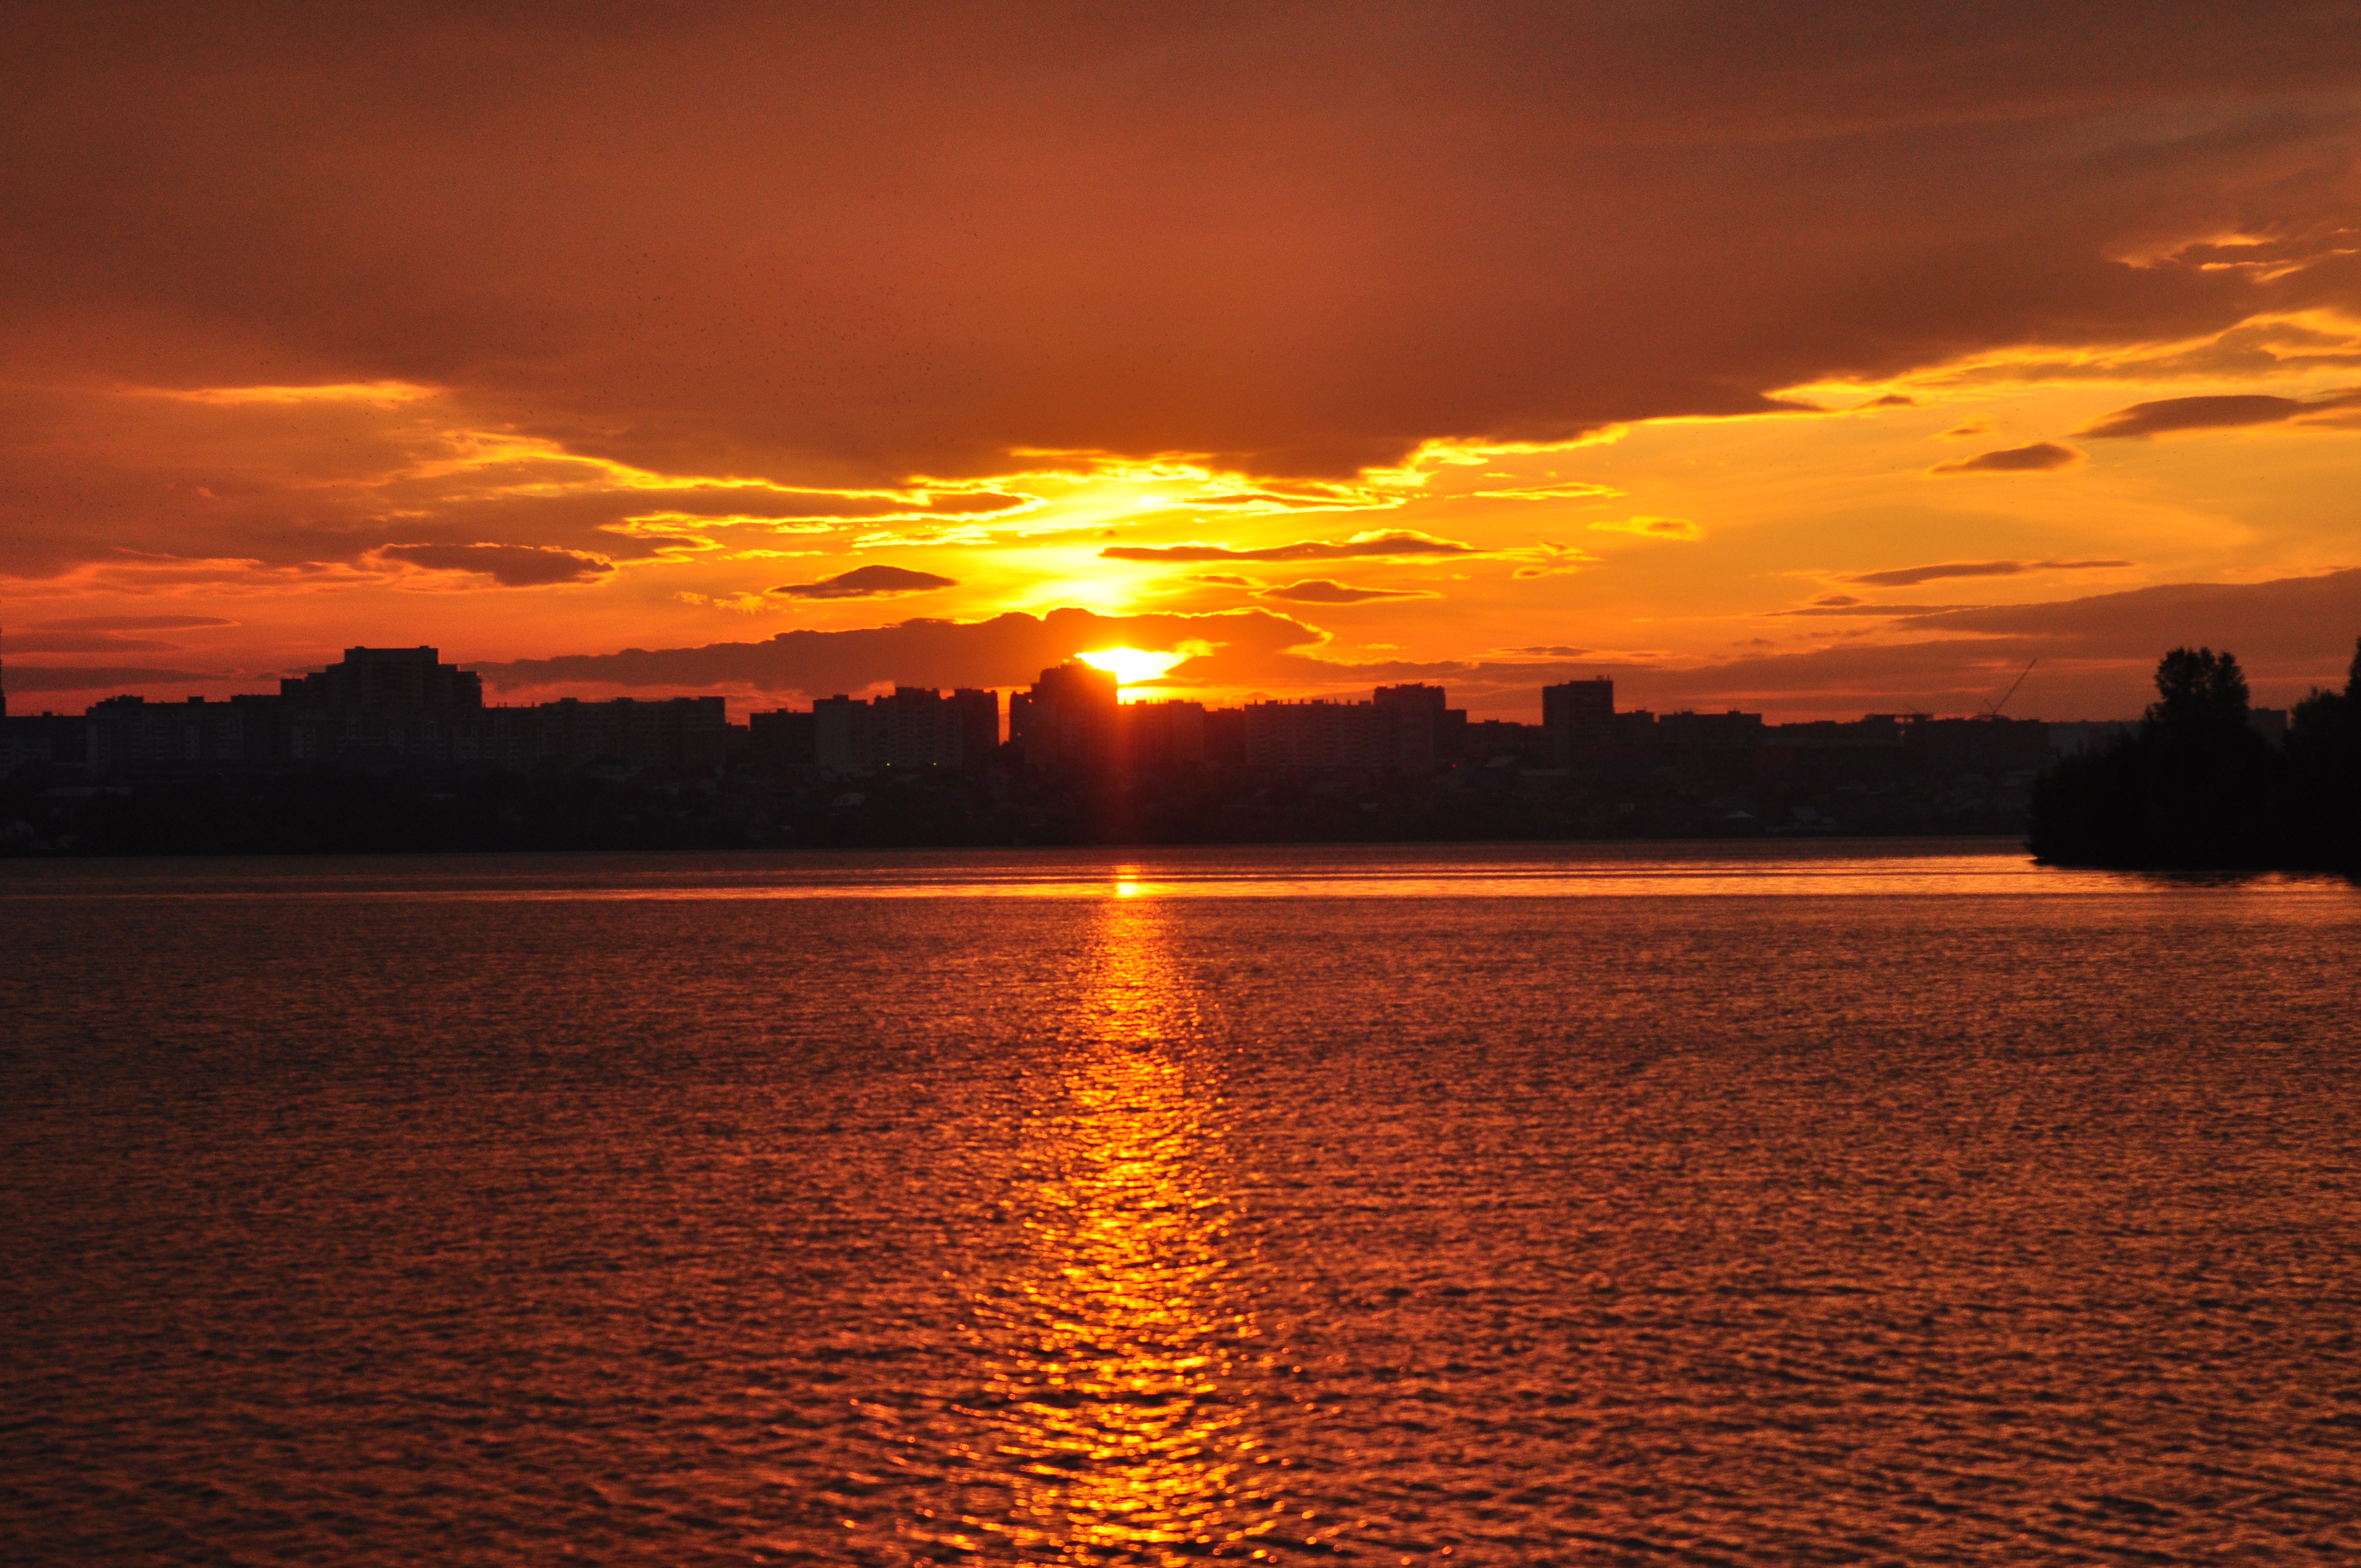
[1075,647,1185,689]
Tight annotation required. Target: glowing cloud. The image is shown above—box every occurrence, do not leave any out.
[1099,531,1479,563]
[376,542,614,586]
[1589,515,1702,541]
[1255,579,1440,604]
[771,565,959,600]
[1841,559,2133,588]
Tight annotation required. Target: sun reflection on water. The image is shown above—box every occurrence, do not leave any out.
[923,894,1290,1563]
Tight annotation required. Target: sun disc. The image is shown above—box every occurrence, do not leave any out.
[1076,647,1184,686]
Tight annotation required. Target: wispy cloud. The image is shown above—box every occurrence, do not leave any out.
[1100,530,1479,563]
[1838,558,2131,588]
[1589,515,1701,541]
[1255,579,1440,604]
[376,542,615,586]
[2078,390,2361,438]
[1511,540,1600,579]
[1928,442,2083,475]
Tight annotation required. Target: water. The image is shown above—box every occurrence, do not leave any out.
[4,841,2358,1564]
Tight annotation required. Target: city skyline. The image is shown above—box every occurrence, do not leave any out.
[7,7,2361,722]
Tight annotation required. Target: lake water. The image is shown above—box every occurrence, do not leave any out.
[6,840,2359,1564]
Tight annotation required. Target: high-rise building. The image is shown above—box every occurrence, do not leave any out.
[951,688,1001,766]
[1117,700,1206,770]
[281,646,483,711]
[1372,683,1448,769]
[746,708,817,767]
[813,687,970,769]
[84,694,285,774]
[1243,686,1451,770]
[1011,661,1118,769]
[280,646,485,763]
[1542,678,1617,761]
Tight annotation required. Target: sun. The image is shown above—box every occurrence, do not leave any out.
[1076,646,1184,688]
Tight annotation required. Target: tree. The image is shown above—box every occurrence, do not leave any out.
[2030,643,2282,868]
[2284,635,2360,870]
[2147,646,2250,731]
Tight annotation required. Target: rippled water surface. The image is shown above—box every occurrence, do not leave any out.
[6,841,2359,1564]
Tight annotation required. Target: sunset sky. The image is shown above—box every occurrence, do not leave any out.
[6,3,2360,720]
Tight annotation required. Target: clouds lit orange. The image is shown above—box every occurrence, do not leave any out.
[3,4,2359,719]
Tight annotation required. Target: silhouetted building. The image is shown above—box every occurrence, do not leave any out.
[814,687,970,770]
[1117,700,1206,770]
[531,696,731,770]
[1244,700,1388,768]
[1204,706,1247,765]
[953,688,1002,765]
[1653,710,1765,750]
[746,708,817,767]
[1,711,88,774]
[281,646,483,711]
[1542,678,1617,762]
[85,694,285,774]
[1012,661,1118,768]
[1372,683,1448,769]
[1910,715,2049,778]
[281,646,487,764]
[1453,717,1544,764]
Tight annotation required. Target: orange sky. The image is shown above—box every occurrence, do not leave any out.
[5,4,2360,720]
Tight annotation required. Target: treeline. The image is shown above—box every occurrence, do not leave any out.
[2030,638,2360,870]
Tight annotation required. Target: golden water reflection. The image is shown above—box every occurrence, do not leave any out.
[928,890,1296,1563]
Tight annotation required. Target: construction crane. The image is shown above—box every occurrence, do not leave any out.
[1980,659,2036,719]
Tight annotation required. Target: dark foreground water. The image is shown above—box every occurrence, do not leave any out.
[5,841,2359,1565]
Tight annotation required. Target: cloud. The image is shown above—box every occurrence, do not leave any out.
[474,607,1324,695]
[1928,442,2083,475]
[1187,573,1253,587]
[1255,579,1440,604]
[1588,515,1701,541]
[1464,481,1624,502]
[770,564,959,600]
[1776,602,1975,617]
[2077,390,2361,439]
[377,542,615,586]
[0,665,225,694]
[1099,531,1479,563]
[4,633,192,653]
[1862,394,1916,407]
[1841,558,2132,587]
[0,2,2355,597]
[1511,540,1600,579]
[1602,570,2361,717]
[26,614,237,631]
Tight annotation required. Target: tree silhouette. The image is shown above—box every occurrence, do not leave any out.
[2283,635,2361,870]
[2147,646,2250,731]
[2031,640,2357,870]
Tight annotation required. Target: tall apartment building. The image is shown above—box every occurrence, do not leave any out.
[1541,678,1617,761]
[813,686,991,769]
[1372,683,1446,769]
[280,646,484,763]
[1244,685,1452,770]
[1011,661,1118,769]
[1117,700,1206,769]
[83,694,285,774]
[274,648,727,770]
